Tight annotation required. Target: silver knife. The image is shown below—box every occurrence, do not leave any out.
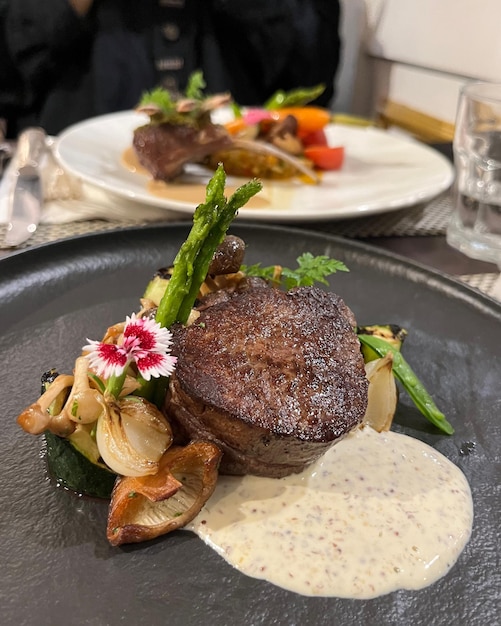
[3,128,46,247]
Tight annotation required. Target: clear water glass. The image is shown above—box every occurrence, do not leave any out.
[446,82,501,267]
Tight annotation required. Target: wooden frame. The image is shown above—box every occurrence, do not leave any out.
[377,100,455,143]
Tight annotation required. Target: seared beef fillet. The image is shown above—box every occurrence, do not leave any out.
[133,122,232,181]
[165,286,368,478]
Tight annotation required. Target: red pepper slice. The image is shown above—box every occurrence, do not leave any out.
[301,129,329,147]
[303,145,345,170]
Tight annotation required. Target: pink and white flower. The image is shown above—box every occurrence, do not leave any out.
[83,313,177,382]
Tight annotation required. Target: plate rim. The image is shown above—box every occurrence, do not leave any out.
[2,221,499,320]
[54,110,455,223]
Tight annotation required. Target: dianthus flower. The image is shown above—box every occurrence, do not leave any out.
[83,313,177,384]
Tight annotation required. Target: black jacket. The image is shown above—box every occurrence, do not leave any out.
[2,0,341,136]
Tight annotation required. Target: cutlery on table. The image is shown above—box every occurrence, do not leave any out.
[2,128,46,248]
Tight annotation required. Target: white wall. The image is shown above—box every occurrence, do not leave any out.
[340,0,501,123]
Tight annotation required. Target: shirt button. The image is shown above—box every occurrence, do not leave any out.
[155,56,184,71]
[161,76,179,92]
[162,22,180,41]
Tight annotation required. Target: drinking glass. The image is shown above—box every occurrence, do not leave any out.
[446,82,501,266]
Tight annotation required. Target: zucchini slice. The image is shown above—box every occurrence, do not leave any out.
[41,369,117,499]
[357,324,407,363]
[142,269,172,306]
[45,431,116,499]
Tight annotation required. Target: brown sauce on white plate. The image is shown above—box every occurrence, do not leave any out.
[121,147,271,209]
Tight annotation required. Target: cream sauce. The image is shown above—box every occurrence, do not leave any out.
[187,426,473,598]
[121,147,270,209]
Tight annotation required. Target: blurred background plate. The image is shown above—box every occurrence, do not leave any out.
[55,111,454,222]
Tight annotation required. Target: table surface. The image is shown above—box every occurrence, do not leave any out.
[365,235,498,276]
[0,138,499,295]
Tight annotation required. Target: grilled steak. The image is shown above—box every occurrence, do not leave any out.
[165,285,368,478]
[133,122,232,181]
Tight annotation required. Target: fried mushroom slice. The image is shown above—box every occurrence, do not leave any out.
[107,441,222,546]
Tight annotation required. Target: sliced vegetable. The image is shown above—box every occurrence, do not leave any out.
[304,145,344,170]
[45,430,117,499]
[357,334,454,435]
[242,109,273,126]
[143,274,170,306]
[269,106,331,136]
[224,117,249,136]
[357,324,408,363]
[301,129,328,147]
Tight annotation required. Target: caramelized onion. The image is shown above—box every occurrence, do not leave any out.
[96,396,173,477]
[363,353,398,432]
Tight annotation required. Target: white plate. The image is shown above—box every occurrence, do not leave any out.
[55,110,454,222]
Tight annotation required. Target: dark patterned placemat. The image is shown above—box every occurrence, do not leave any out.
[0,218,175,255]
[0,190,455,254]
[302,191,453,238]
[460,273,501,301]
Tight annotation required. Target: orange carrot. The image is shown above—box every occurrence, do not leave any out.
[269,107,331,135]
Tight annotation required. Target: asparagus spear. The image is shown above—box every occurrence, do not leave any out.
[357,334,454,435]
[155,165,262,328]
[175,176,262,324]
[140,165,261,405]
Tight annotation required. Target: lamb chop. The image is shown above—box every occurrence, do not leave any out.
[132,75,319,183]
[165,283,369,478]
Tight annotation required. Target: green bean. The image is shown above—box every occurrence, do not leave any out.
[264,84,326,110]
[357,334,454,435]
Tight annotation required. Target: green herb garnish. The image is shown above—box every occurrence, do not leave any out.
[138,70,213,126]
[138,86,175,115]
[184,70,206,100]
[243,253,348,290]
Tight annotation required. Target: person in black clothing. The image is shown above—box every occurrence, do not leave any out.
[1,0,341,137]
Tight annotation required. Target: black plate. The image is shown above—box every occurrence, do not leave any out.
[1,224,500,626]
